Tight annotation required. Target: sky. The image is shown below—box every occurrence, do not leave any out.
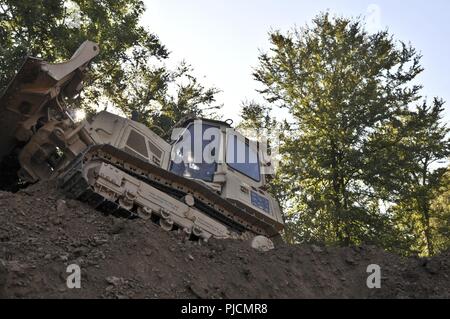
[142,0,450,124]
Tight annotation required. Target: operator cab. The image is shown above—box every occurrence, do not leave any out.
[168,118,283,226]
[169,118,268,190]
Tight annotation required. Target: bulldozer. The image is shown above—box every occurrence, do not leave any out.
[0,41,284,250]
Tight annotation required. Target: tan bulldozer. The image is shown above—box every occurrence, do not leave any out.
[0,41,284,250]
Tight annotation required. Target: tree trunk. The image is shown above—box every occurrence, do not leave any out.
[331,141,349,245]
[420,161,434,256]
[422,202,434,256]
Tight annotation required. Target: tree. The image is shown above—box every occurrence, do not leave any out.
[239,100,274,131]
[252,13,426,247]
[0,0,220,131]
[431,167,450,254]
[1,0,167,98]
[377,99,449,256]
[111,60,221,137]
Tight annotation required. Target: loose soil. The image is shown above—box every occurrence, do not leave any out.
[0,182,449,299]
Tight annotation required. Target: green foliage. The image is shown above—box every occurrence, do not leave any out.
[239,100,274,131]
[0,0,220,133]
[111,60,221,137]
[249,13,449,254]
[378,99,449,256]
[431,168,450,253]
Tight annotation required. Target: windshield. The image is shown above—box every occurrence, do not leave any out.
[226,134,261,182]
[169,122,220,182]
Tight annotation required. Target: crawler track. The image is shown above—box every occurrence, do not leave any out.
[58,145,282,240]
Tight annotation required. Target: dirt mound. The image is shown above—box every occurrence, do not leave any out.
[0,182,449,299]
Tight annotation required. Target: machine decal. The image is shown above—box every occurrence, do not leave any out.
[251,191,271,215]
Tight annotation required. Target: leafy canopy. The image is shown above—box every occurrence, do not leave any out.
[248,13,449,254]
[0,0,220,133]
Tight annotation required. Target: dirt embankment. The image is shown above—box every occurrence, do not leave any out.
[0,182,449,299]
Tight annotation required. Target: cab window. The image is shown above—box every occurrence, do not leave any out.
[126,130,148,158]
[170,123,220,182]
[226,134,261,182]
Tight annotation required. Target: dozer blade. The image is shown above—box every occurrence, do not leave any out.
[0,41,99,164]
